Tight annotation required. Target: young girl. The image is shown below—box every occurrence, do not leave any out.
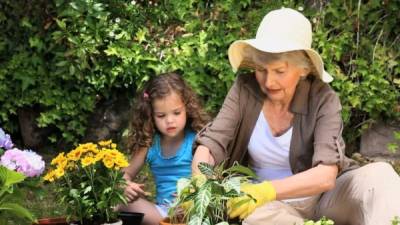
[119,72,209,225]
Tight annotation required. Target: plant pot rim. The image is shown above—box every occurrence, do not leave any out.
[159,217,186,225]
[118,211,144,216]
[34,217,67,225]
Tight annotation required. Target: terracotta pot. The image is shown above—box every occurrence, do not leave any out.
[159,217,185,225]
[33,217,68,225]
[118,211,144,225]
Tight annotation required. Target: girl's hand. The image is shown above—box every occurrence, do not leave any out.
[124,181,147,202]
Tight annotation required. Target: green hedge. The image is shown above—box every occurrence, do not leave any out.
[0,0,399,148]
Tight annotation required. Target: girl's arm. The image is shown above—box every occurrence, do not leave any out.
[123,148,148,202]
[123,147,147,180]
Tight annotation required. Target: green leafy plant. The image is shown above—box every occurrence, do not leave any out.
[168,162,256,225]
[0,166,37,224]
[43,140,129,224]
[303,216,334,225]
[387,131,400,153]
[0,127,46,224]
[392,216,400,225]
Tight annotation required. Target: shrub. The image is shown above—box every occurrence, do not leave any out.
[0,0,398,150]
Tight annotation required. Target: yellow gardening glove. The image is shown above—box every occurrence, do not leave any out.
[227,181,276,220]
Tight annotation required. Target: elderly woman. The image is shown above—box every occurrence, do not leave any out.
[192,8,400,225]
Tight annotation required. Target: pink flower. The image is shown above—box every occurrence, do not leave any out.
[0,148,45,177]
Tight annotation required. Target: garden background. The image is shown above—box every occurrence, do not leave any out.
[0,0,399,223]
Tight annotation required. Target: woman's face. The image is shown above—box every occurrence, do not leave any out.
[255,60,307,104]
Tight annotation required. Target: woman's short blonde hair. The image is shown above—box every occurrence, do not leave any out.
[240,46,318,77]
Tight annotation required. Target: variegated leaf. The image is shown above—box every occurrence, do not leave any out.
[215,222,229,225]
[198,162,215,177]
[176,177,191,195]
[188,215,202,225]
[223,176,241,193]
[194,185,211,218]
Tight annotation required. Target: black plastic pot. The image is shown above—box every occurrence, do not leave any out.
[118,212,144,225]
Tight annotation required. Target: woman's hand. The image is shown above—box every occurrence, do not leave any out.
[124,181,148,202]
[227,181,276,219]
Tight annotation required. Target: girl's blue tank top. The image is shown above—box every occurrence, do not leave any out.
[146,129,195,205]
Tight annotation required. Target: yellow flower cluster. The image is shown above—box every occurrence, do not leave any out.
[43,140,129,182]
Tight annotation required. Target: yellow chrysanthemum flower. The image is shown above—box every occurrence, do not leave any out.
[51,152,66,165]
[89,148,99,154]
[81,156,95,167]
[54,168,65,178]
[94,151,105,162]
[99,140,112,147]
[43,170,55,182]
[67,148,83,161]
[57,158,68,169]
[85,143,98,154]
[105,149,124,160]
[103,157,114,169]
[66,161,76,170]
[115,158,129,168]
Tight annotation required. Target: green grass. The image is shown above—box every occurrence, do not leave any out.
[26,183,66,219]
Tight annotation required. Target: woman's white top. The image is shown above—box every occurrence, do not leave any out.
[248,111,311,202]
[248,111,293,181]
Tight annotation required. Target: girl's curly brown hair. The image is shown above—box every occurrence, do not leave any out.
[127,72,210,154]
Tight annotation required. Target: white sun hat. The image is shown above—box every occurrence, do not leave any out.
[228,7,333,83]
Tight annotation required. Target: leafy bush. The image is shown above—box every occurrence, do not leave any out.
[0,0,398,150]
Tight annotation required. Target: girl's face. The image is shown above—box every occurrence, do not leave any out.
[152,91,187,139]
[255,60,306,104]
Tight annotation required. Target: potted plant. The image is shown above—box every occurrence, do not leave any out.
[43,140,129,225]
[163,162,256,225]
[0,127,46,224]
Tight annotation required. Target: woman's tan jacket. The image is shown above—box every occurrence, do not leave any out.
[194,73,357,175]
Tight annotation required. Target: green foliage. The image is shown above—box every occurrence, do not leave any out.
[0,166,37,224]
[387,131,400,153]
[393,216,400,225]
[0,0,398,149]
[169,162,256,225]
[311,1,400,143]
[303,216,334,225]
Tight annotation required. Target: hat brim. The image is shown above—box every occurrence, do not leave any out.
[228,39,333,83]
